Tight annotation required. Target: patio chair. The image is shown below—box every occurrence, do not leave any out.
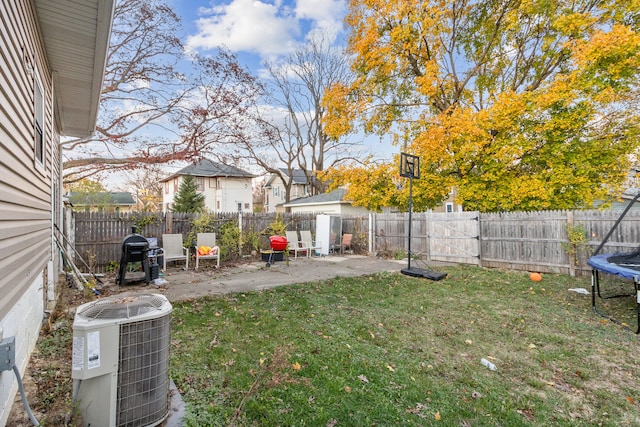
[161,233,189,270]
[285,230,309,258]
[337,233,353,254]
[195,232,220,270]
[300,230,321,257]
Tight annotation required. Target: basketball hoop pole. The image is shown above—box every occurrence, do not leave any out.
[407,173,413,271]
[399,152,447,281]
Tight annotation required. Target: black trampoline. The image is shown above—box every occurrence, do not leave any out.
[588,193,640,333]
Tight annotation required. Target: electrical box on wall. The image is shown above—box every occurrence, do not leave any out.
[0,336,15,372]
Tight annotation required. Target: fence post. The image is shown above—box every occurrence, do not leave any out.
[166,211,173,234]
[425,211,431,261]
[368,212,374,255]
[567,210,575,277]
[238,211,243,257]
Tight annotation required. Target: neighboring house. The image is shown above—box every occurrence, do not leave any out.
[161,159,255,213]
[433,187,464,213]
[262,168,313,213]
[281,188,370,215]
[69,191,136,213]
[0,1,114,425]
[592,166,640,210]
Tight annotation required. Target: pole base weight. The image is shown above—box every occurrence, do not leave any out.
[401,267,447,281]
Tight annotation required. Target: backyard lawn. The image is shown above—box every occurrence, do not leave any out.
[10,264,640,426]
[169,265,640,426]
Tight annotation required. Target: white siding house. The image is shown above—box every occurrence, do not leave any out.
[262,169,312,213]
[161,159,255,213]
[0,1,114,424]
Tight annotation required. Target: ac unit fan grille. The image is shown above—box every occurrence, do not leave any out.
[78,295,167,320]
[116,314,171,427]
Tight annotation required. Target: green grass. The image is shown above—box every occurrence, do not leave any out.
[170,265,640,426]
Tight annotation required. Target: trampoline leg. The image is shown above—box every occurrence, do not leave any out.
[636,287,640,334]
[591,270,597,311]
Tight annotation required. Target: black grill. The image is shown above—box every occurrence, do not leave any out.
[116,227,151,285]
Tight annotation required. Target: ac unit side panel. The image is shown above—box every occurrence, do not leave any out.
[72,322,120,380]
[74,371,118,427]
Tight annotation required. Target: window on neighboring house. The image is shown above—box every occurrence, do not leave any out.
[34,78,44,166]
[237,202,242,212]
[244,203,250,210]
[196,177,204,191]
[209,178,217,188]
[445,202,454,213]
[164,182,169,194]
[173,178,179,192]
[274,187,279,197]
[216,200,220,210]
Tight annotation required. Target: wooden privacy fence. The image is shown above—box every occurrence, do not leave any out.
[69,209,640,276]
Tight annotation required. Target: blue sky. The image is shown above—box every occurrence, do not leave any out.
[162,1,396,166]
[111,0,396,190]
[171,0,347,70]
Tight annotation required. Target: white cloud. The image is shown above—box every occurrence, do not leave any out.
[185,0,346,58]
[295,0,345,38]
[186,0,299,57]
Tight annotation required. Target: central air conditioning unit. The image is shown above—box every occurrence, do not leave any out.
[72,294,173,427]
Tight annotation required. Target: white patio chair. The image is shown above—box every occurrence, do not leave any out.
[285,230,309,258]
[195,232,220,270]
[161,233,189,270]
[300,230,321,257]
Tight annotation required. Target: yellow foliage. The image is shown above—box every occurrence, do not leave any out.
[322,0,640,212]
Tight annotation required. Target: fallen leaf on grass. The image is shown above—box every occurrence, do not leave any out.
[292,362,301,371]
[465,339,473,345]
[386,364,395,372]
[344,386,352,393]
[626,396,635,405]
[358,374,369,383]
[435,411,441,421]
[326,419,338,427]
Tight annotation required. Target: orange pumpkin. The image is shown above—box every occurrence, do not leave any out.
[529,272,542,282]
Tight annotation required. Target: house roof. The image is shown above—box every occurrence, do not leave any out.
[34,0,115,137]
[161,159,255,182]
[264,169,313,187]
[282,188,347,207]
[70,191,135,206]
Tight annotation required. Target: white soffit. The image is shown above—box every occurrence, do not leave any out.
[34,0,114,137]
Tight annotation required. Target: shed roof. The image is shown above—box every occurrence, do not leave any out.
[282,189,347,207]
[70,191,135,206]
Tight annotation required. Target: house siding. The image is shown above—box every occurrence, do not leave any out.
[0,1,55,424]
[163,175,254,213]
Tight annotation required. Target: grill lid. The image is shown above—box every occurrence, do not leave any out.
[77,294,167,320]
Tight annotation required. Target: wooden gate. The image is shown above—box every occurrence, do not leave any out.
[428,212,480,265]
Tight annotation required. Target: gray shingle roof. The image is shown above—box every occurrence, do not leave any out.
[264,169,313,187]
[163,159,255,181]
[283,188,346,206]
[70,192,135,206]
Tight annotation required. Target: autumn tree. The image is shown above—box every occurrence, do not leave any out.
[62,0,263,184]
[220,33,362,204]
[121,165,165,212]
[171,175,204,213]
[323,0,640,212]
[66,179,111,211]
